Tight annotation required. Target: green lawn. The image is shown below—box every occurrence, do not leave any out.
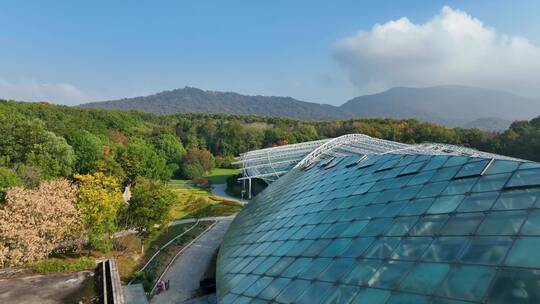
[167,176,242,220]
[204,168,239,184]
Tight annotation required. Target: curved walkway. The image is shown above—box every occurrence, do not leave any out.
[211,184,247,206]
[150,218,233,304]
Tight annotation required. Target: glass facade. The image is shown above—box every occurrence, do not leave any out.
[217,154,540,304]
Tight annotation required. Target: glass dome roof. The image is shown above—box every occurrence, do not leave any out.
[217,153,540,304]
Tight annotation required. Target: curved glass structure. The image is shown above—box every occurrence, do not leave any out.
[217,153,540,304]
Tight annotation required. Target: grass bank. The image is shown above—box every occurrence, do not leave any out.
[204,168,240,184]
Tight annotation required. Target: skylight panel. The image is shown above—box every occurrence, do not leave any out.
[454,159,492,179]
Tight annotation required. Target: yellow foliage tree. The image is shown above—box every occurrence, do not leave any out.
[74,172,124,252]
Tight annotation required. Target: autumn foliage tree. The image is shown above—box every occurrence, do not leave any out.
[74,172,124,252]
[0,180,83,267]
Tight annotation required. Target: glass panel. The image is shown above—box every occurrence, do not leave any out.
[244,277,273,297]
[399,263,450,294]
[493,189,540,210]
[275,279,311,304]
[360,218,393,236]
[440,213,484,236]
[457,192,499,212]
[521,210,540,235]
[399,161,426,176]
[318,258,356,283]
[409,215,448,236]
[427,195,465,214]
[459,236,513,264]
[281,258,313,278]
[417,181,449,198]
[231,275,257,294]
[252,257,280,275]
[386,216,419,236]
[386,293,430,304]
[319,238,353,257]
[258,277,291,300]
[423,237,468,262]
[506,168,540,188]
[423,156,449,171]
[486,268,540,304]
[340,220,370,237]
[351,288,390,304]
[286,240,314,256]
[299,258,332,280]
[295,281,333,304]
[486,160,520,175]
[232,296,251,304]
[400,198,434,216]
[342,260,381,286]
[368,261,414,289]
[379,201,407,218]
[342,237,374,258]
[407,170,436,186]
[431,166,461,182]
[506,237,540,268]
[444,156,469,167]
[302,239,333,257]
[437,265,496,301]
[390,237,432,260]
[454,159,490,178]
[321,285,359,304]
[442,179,477,195]
[363,237,400,259]
[471,173,511,192]
[321,222,350,238]
[477,210,526,235]
[265,257,294,276]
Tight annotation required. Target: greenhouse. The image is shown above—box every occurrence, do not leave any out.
[217,134,540,304]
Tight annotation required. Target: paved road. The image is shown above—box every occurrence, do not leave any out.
[151,219,233,304]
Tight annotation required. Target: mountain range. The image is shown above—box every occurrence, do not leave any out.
[80,85,540,131]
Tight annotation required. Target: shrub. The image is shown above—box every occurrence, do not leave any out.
[0,180,84,267]
[29,257,96,273]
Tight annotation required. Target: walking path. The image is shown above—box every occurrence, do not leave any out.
[211,184,247,205]
[168,215,235,227]
[150,218,233,304]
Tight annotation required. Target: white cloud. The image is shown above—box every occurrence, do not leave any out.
[0,78,90,105]
[334,6,540,97]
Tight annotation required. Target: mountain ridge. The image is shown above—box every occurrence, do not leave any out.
[80,85,540,131]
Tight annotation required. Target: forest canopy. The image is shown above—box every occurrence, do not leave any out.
[1,99,540,265]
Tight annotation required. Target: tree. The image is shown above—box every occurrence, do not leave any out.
[123,177,175,233]
[152,133,186,164]
[116,139,171,182]
[0,115,75,180]
[181,148,214,179]
[68,130,103,173]
[26,131,75,178]
[0,167,21,200]
[0,180,83,267]
[152,133,186,177]
[74,172,124,252]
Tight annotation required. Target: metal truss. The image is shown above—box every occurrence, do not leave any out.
[237,133,525,182]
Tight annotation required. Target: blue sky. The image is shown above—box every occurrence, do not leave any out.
[1,0,539,105]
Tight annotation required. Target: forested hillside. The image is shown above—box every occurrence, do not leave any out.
[81,85,540,131]
[81,86,346,120]
[2,98,540,265]
[2,99,540,172]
